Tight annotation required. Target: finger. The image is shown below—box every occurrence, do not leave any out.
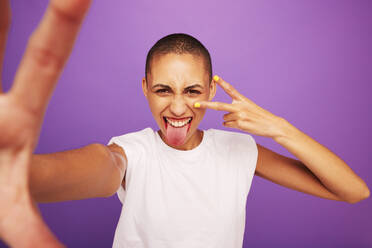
[10,0,91,114]
[223,120,239,129]
[213,75,245,101]
[223,112,239,122]
[196,101,237,112]
[0,0,11,92]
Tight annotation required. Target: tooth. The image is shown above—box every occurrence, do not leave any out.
[165,118,191,128]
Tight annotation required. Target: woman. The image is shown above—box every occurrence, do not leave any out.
[0,0,369,247]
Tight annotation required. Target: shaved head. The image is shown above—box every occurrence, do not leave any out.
[145,33,212,84]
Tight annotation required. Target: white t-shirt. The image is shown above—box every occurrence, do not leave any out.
[107,127,258,248]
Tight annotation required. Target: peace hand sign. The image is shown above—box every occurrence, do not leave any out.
[195,75,286,139]
[0,0,91,247]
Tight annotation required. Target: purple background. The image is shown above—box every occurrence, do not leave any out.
[2,0,371,247]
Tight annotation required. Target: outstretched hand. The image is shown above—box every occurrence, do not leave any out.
[195,75,287,139]
[0,0,91,247]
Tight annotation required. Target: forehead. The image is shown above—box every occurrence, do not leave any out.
[149,53,209,87]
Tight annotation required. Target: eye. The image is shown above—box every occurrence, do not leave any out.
[155,89,171,94]
[187,90,201,96]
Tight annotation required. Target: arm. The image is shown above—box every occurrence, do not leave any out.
[256,143,351,202]
[30,143,127,203]
[197,75,370,204]
[268,119,370,203]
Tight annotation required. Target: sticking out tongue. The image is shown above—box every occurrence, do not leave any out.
[165,121,191,147]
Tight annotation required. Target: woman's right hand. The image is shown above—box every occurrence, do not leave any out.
[0,0,91,247]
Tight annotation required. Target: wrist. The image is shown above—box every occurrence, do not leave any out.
[272,117,301,145]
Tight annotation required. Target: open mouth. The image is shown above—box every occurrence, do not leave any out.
[162,117,193,146]
[163,116,193,130]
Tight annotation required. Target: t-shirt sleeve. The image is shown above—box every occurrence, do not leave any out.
[107,134,144,204]
[107,128,151,204]
[244,134,258,192]
[213,129,258,196]
[107,137,128,204]
[227,131,258,195]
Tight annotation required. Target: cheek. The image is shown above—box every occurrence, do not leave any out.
[186,93,209,104]
[148,96,167,112]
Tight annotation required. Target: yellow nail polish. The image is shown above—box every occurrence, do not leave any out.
[213,75,219,82]
[194,102,201,108]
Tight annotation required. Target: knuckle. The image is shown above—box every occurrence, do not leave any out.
[226,84,234,93]
[215,102,222,110]
[10,95,43,126]
[27,41,65,74]
[236,119,243,127]
[50,2,84,24]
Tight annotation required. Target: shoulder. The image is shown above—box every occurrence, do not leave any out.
[207,128,258,160]
[106,127,158,175]
[208,129,258,170]
[107,127,154,145]
[106,127,156,157]
[208,128,256,148]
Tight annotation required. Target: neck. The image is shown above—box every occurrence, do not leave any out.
[158,129,203,151]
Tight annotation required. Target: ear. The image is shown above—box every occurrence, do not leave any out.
[142,77,148,99]
[208,79,216,101]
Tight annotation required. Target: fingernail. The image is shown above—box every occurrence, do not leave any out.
[213,75,219,82]
[194,102,201,108]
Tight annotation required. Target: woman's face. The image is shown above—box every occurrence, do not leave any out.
[142,53,216,149]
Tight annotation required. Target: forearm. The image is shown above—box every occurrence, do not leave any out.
[30,143,122,203]
[273,118,370,203]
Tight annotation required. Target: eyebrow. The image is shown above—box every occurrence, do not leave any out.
[152,83,204,90]
[185,84,204,90]
[152,84,170,90]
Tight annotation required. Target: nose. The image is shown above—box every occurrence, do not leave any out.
[169,95,188,117]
